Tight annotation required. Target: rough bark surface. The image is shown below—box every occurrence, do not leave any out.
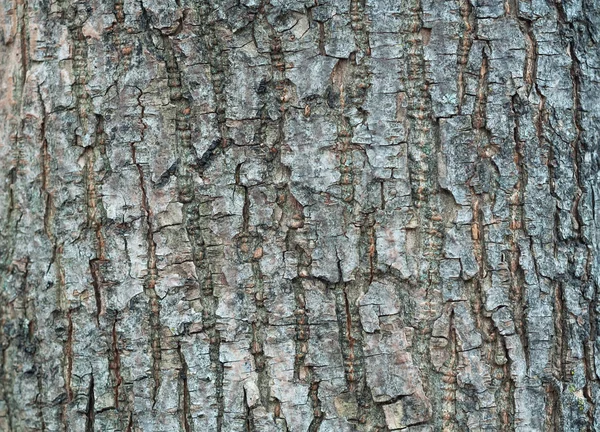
[1,0,599,430]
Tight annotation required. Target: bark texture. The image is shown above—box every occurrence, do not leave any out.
[1,0,600,430]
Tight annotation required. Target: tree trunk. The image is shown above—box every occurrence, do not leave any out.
[1,0,599,430]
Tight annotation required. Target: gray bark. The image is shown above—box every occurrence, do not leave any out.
[1,0,599,430]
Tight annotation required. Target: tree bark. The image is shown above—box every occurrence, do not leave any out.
[1,0,599,430]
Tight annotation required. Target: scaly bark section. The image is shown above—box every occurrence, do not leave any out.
[0,0,599,430]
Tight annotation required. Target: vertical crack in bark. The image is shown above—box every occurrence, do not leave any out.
[89,259,104,325]
[125,412,133,432]
[235,163,251,233]
[22,260,46,430]
[255,7,321,424]
[498,335,515,431]
[2,165,18,266]
[85,374,95,432]
[0,336,13,431]
[328,4,388,425]
[2,0,598,430]
[36,85,73,426]
[0,13,34,430]
[334,284,354,390]
[545,379,562,431]
[509,93,530,373]
[60,11,114,426]
[553,280,567,420]
[161,14,226,428]
[473,48,490,135]
[176,6,229,424]
[212,333,224,432]
[307,380,324,432]
[14,0,29,105]
[343,287,357,389]
[440,308,457,431]
[60,0,93,148]
[131,89,162,406]
[109,0,129,57]
[110,317,122,408]
[292,278,310,382]
[585,287,598,422]
[197,1,230,148]
[404,0,444,296]
[113,0,125,24]
[467,42,514,428]
[250,319,268,407]
[20,0,28,81]
[235,160,271,416]
[36,84,54,244]
[37,78,63,289]
[243,386,253,432]
[332,64,355,204]
[401,0,442,426]
[84,115,109,324]
[177,342,191,432]
[317,21,326,56]
[340,277,385,426]
[566,43,584,239]
[366,212,377,284]
[350,0,371,56]
[509,1,538,94]
[553,2,595,424]
[245,201,271,417]
[332,280,370,425]
[65,308,74,404]
[292,278,324,428]
[457,0,475,112]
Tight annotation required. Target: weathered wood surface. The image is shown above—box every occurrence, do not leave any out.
[1,0,599,430]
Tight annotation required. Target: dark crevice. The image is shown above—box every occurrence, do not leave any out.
[307,380,324,432]
[334,284,357,391]
[85,374,95,432]
[509,93,530,373]
[554,281,568,382]
[545,380,562,431]
[89,259,104,325]
[126,411,133,432]
[66,309,74,403]
[110,318,122,408]
[177,343,192,432]
[292,278,310,382]
[243,386,252,432]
